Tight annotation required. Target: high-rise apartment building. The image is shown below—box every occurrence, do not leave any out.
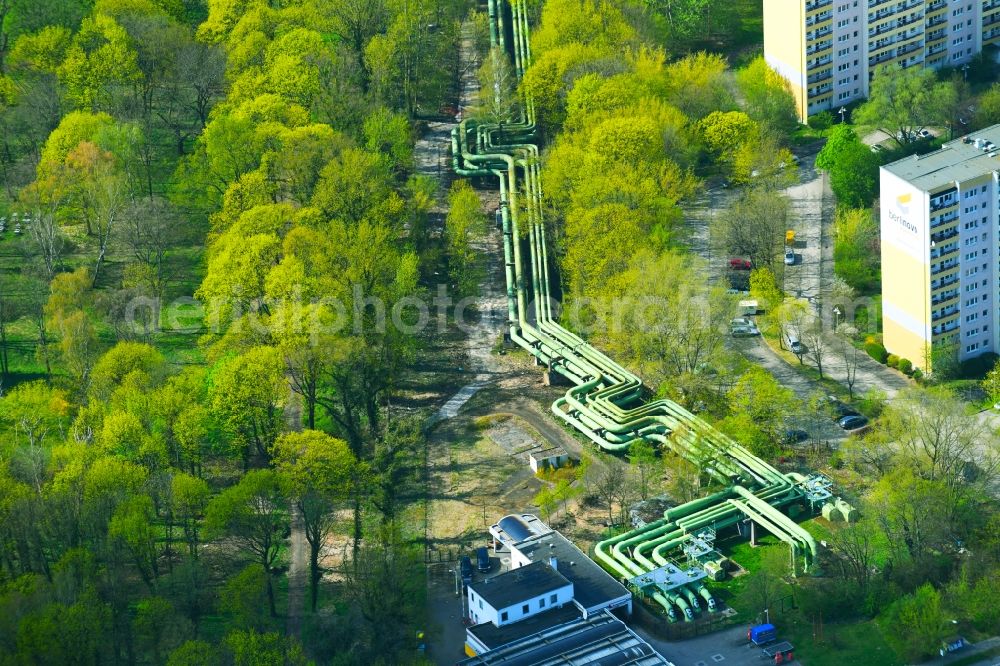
[880,125,1000,372]
[765,0,997,121]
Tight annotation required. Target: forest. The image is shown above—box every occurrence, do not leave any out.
[0,0,462,663]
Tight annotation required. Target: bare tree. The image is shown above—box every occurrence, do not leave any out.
[799,318,830,379]
[713,188,789,274]
[838,326,860,400]
[594,464,627,526]
[831,518,878,592]
[23,198,66,281]
[177,41,227,130]
[886,387,998,491]
[117,196,178,296]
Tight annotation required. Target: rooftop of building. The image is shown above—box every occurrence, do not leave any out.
[459,609,674,666]
[470,561,571,610]
[882,124,1000,192]
[491,514,551,545]
[514,530,631,612]
[467,604,582,652]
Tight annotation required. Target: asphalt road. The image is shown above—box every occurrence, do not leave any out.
[635,624,800,666]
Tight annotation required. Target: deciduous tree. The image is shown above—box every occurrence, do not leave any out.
[205,470,288,618]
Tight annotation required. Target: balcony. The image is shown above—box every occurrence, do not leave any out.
[869,21,897,37]
[931,292,959,307]
[927,0,945,9]
[931,274,961,291]
[806,11,833,26]
[872,36,896,51]
[898,40,924,57]
[931,260,960,275]
[987,12,1000,27]
[808,69,833,84]
[930,228,959,244]
[930,246,959,260]
[933,306,960,321]
[933,321,960,335]
[929,193,957,211]
[808,26,834,40]
[926,14,947,28]
[871,6,895,20]
[809,54,833,68]
[897,12,925,29]
[870,52,897,66]
[806,40,833,55]
[806,0,833,10]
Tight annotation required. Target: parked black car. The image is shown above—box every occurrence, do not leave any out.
[459,556,473,587]
[838,415,868,431]
[476,547,491,573]
[782,429,809,445]
[825,395,859,418]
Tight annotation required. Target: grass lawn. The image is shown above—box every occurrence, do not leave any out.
[782,616,903,666]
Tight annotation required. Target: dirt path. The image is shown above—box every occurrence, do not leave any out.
[283,389,306,637]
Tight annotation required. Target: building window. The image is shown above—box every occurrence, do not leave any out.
[479,599,483,609]
[501,611,508,622]
[522,604,529,614]
[539,598,545,608]
[550,594,557,604]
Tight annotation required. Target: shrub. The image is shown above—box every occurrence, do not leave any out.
[897,358,913,375]
[911,368,923,381]
[808,111,833,130]
[959,351,1000,379]
[865,341,888,363]
[886,354,899,368]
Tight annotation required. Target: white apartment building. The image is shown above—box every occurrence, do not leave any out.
[880,125,1000,371]
[765,0,995,121]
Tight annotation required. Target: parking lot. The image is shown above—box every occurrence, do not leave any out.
[635,625,799,666]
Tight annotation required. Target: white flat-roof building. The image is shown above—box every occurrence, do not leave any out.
[467,561,574,628]
[880,125,1000,371]
[465,515,635,658]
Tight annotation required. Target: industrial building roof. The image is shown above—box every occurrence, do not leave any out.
[467,604,582,652]
[459,610,675,666]
[470,561,572,610]
[882,124,1000,192]
[515,531,631,612]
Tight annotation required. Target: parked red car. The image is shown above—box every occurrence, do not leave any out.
[728,258,752,271]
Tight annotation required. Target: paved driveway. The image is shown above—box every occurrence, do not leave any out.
[634,625,800,666]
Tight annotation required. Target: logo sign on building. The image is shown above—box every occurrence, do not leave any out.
[886,191,922,256]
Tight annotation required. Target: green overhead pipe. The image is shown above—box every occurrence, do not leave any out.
[452,0,831,617]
